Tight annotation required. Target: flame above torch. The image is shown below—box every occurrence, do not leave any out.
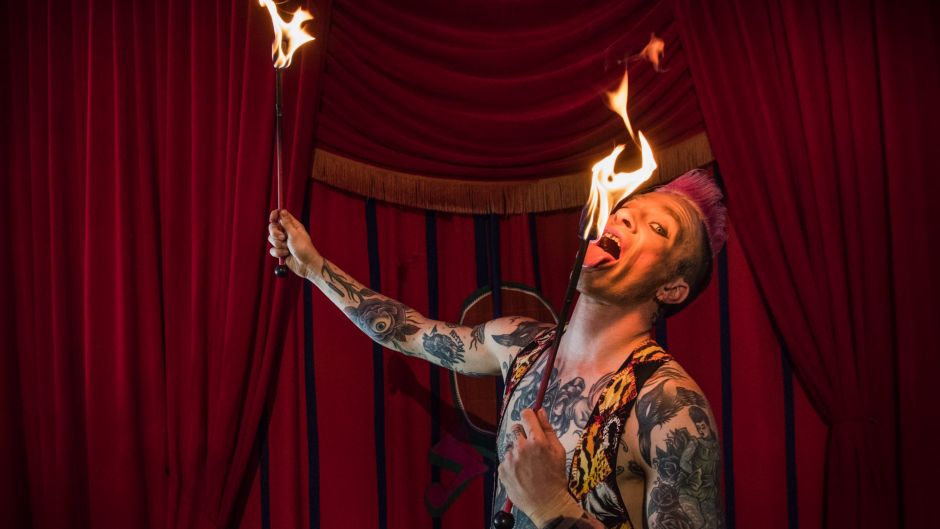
[261,0,315,277]
[259,0,315,69]
[580,69,658,241]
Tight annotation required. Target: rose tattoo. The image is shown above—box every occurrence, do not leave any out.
[647,417,721,529]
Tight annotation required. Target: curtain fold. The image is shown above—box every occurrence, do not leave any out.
[1,0,329,527]
[670,0,940,527]
[313,0,709,207]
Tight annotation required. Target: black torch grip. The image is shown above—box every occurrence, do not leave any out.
[493,508,515,528]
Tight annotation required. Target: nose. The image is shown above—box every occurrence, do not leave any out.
[613,205,636,232]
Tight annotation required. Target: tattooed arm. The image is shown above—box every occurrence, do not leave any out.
[630,366,723,529]
[268,209,551,376]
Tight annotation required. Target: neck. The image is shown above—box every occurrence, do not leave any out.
[558,294,654,369]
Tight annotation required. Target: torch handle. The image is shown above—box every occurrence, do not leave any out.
[532,237,588,409]
[273,68,289,278]
[495,237,590,527]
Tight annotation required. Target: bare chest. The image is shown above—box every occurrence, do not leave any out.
[497,358,614,468]
[496,357,649,525]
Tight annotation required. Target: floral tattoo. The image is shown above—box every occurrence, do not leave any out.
[647,408,721,529]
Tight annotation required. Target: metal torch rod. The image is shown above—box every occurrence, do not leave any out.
[496,237,591,525]
[273,68,289,278]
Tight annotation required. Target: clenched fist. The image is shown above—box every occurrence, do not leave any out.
[499,409,586,526]
[268,209,321,279]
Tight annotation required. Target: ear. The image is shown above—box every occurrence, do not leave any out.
[656,277,689,306]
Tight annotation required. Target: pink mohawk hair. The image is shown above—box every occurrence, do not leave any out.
[655,169,728,257]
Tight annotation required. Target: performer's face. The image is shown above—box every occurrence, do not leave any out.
[578,191,702,307]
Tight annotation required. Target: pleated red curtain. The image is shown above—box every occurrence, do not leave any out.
[2,3,708,527]
[311,0,711,213]
[671,0,940,527]
[9,0,937,528]
[0,0,329,528]
[316,0,703,179]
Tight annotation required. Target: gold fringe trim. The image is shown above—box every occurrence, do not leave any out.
[311,132,713,214]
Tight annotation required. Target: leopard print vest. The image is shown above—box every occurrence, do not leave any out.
[498,328,672,529]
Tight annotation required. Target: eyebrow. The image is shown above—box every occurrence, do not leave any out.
[624,196,688,240]
[660,205,684,241]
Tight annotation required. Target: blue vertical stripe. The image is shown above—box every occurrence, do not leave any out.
[474,216,490,289]
[303,277,320,529]
[302,182,320,529]
[718,246,736,528]
[488,215,503,320]
[781,342,799,529]
[366,199,388,529]
[426,211,442,529]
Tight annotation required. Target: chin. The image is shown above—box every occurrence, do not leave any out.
[578,268,660,309]
[577,272,627,306]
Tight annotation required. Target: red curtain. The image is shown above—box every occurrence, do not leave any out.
[11,0,922,528]
[316,0,704,180]
[671,0,940,527]
[0,0,329,528]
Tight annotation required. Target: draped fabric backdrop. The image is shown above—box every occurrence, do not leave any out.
[1,1,330,527]
[671,1,940,528]
[310,0,712,213]
[2,1,937,529]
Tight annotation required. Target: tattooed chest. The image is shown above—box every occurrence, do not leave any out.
[497,358,615,464]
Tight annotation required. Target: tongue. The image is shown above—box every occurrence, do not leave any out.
[583,242,615,268]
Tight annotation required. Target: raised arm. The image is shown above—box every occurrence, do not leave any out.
[632,366,722,529]
[268,209,551,376]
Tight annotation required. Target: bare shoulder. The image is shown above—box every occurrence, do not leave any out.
[641,360,701,395]
[472,316,553,373]
[627,359,717,466]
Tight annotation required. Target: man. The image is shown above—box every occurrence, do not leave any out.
[268,169,727,529]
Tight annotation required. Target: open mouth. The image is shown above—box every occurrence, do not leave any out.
[597,232,622,260]
[583,232,622,268]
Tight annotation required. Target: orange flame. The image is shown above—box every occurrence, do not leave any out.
[259,0,315,69]
[605,71,634,142]
[631,33,666,72]
[581,69,657,241]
